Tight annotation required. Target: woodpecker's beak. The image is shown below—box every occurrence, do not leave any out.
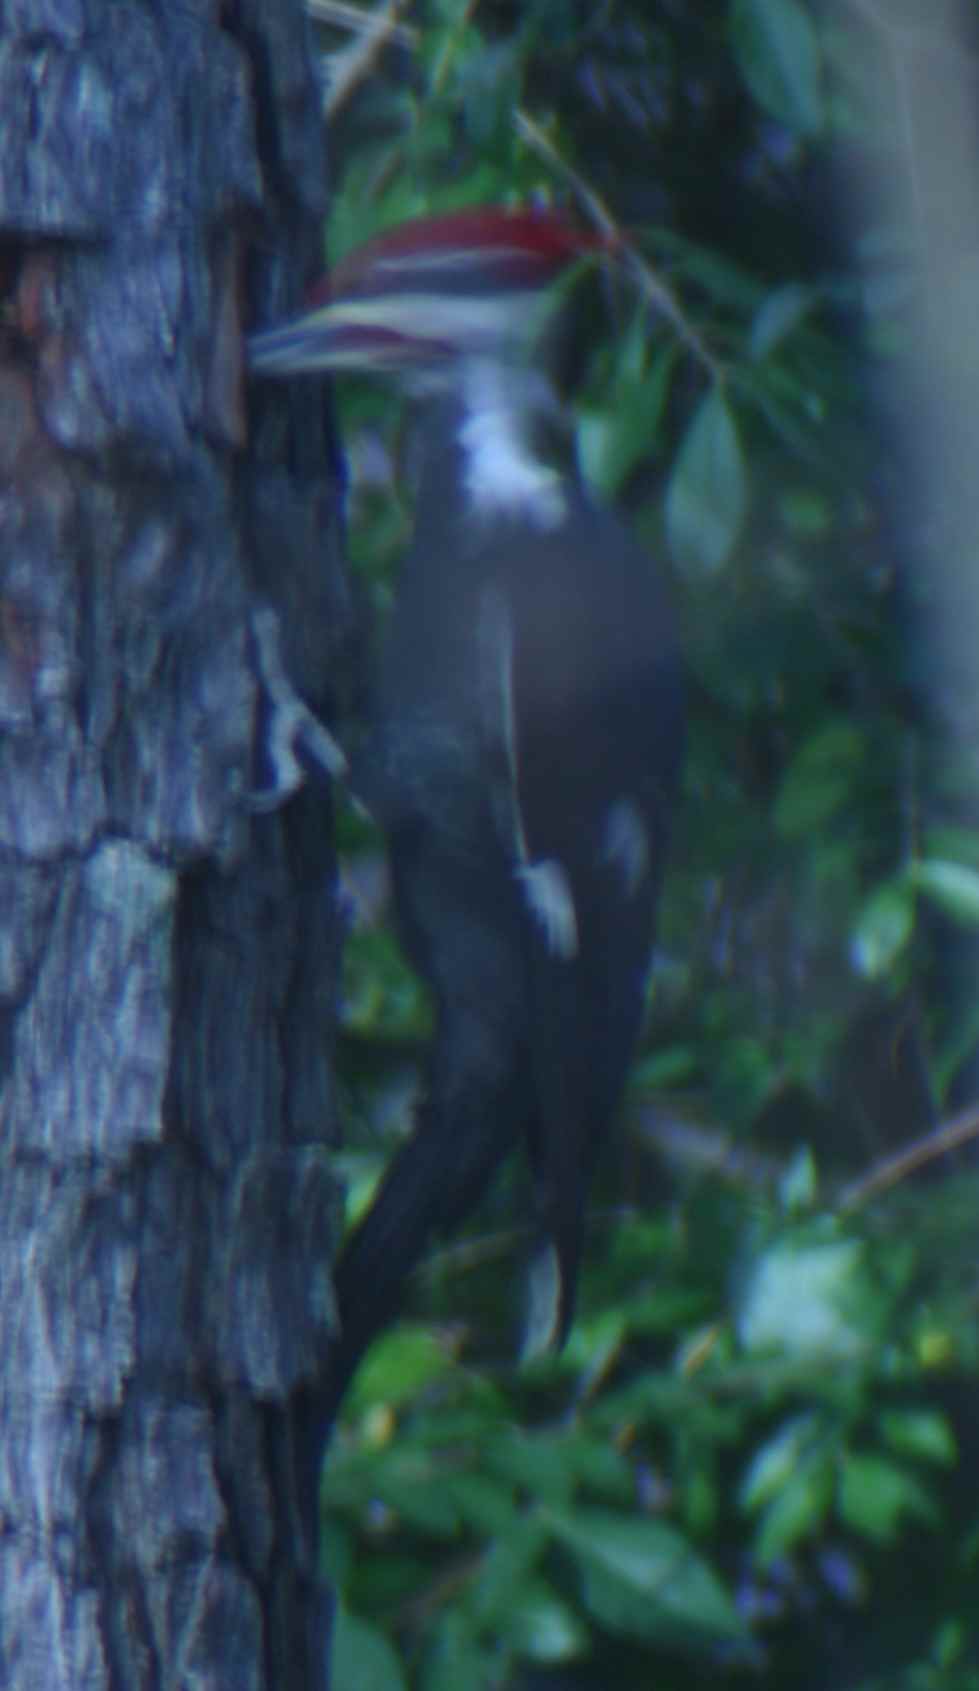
[247,312,453,376]
[249,206,607,378]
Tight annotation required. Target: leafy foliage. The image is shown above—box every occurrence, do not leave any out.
[322,1174,979,1689]
[309,0,979,1685]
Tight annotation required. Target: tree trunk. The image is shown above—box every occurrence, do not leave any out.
[0,4,346,1686]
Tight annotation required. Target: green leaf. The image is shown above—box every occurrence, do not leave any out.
[488,1429,576,1504]
[649,228,764,311]
[838,1452,938,1544]
[332,1607,408,1691]
[458,37,522,149]
[750,282,819,358]
[341,923,432,1041]
[547,1506,744,1642]
[422,1615,491,1691]
[778,486,832,536]
[934,993,979,1099]
[773,720,867,837]
[681,1462,720,1538]
[578,344,676,497]
[498,1581,589,1662]
[924,824,979,872]
[344,1324,455,1415]
[714,1035,777,1122]
[933,1616,971,1671]
[879,1408,957,1467]
[740,1412,822,1512]
[779,1144,818,1211]
[753,1453,835,1563]
[912,858,979,927]
[627,1287,717,1338]
[851,879,915,979]
[362,1450,462,1534]
[553,1306,628,1377]
[731,0,824,136]
[738,1235,871,1359]
[444,1471,518,1536]
[555,1435,634,1502]
[466,1516,550,1629]
[666,388,747,576]
[630,1046,698,1090]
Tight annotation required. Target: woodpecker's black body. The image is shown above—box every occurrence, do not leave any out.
[329,386,682,1396]
[250,208,684,1417]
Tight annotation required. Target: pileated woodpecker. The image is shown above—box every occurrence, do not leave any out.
[251,207,683,1408]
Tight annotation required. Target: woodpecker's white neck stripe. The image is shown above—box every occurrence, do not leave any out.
[457,359,566,530]
[331,291,537,351]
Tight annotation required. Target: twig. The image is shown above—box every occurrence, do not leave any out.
[391,1550,485,1631]
[639,1108,781,1190]
[307,0,414,42]
[839,1103,979,1211]
[305,0,718,379]
[515,110,720,380]
[428,0,479,97]
[317,0,413,119]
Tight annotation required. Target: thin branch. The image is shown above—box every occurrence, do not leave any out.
[391,1550,485,1632]
[428,0,480,97]
[839,1103,979,1211]
[515,110,721,381]
[638,1107,781,1190]
[305,0,719,380]
[307,0,414,43]
[317,0,413,119]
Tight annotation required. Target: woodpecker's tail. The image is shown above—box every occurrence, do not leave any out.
[328,1063,524,1412]
[519,939,593,1357]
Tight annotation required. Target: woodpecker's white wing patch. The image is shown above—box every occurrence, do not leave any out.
[522,1237,563,1358]
[477,584,533,859]
[516,858,579,959]
[602,798,649,895]
[476,586,579,959]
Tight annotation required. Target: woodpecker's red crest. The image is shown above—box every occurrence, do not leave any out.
[323,206,607,300]
[249,205,608,376]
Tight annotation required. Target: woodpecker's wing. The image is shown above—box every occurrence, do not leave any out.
[478,495,682,1348]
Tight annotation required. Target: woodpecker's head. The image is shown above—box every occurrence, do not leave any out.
[248,206,607,381]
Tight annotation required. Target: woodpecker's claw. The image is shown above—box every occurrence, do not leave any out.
[247,606,346,811]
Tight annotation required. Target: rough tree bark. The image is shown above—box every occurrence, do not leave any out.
[0,4,347,1687]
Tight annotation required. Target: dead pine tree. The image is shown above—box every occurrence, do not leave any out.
[0,5,350,1687]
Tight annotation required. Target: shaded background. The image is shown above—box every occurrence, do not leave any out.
[314,2,979,1687]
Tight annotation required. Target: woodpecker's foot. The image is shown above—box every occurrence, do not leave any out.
[247,605,347,811]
